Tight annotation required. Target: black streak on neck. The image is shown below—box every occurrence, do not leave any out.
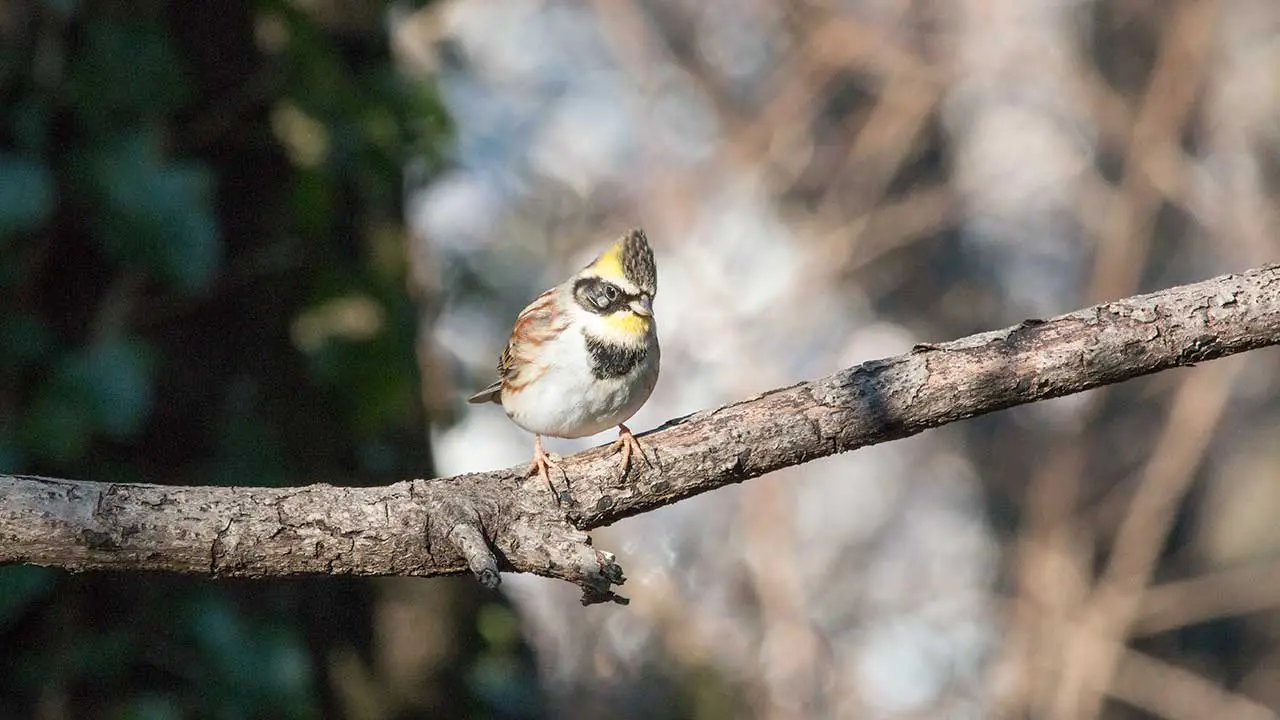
[582,330,648,380]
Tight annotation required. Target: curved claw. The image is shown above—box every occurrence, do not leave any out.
[527,435,568,503]
[608,424,650,480]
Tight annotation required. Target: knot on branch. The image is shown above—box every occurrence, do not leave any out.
[446,522,499,589]
[434,493,628,605]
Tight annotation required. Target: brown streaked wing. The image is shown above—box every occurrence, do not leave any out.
[498,289,568,392]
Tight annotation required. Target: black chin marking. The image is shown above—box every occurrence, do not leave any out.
[582,330,647,380]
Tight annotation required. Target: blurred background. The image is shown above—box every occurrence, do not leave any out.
[1,0,1279,718]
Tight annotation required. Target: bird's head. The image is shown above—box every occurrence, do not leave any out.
[572,228,657,341]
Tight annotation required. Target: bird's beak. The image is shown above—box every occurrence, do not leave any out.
[630,296,653,317]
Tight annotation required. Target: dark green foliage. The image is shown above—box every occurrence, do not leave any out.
[71,133,221,291]
[0,1,520,717]
[0,153,55,242]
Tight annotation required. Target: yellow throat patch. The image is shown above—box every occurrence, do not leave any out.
[601,310,650,337]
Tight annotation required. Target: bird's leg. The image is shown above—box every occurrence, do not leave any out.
[526,434,564,501]
[608,423,649,480]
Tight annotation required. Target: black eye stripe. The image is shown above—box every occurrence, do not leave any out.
[573,278,638,314]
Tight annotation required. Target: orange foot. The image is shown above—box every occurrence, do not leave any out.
[608,423,650,481]
[526,434,565,501]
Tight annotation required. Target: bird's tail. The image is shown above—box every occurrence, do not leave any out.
[467,381,503,404]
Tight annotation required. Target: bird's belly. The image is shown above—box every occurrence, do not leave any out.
[503,362,655,439]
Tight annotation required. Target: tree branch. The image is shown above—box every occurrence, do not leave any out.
[4,265,1279,604]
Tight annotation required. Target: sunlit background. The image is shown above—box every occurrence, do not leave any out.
[1,0,1279,718]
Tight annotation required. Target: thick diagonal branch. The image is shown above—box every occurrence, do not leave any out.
[2,265,1278,603]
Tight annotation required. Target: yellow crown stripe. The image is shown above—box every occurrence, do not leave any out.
[588,242,626,281]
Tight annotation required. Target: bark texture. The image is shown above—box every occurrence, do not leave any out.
[4,265,1279,604]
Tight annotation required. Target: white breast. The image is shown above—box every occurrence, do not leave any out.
[501,328,659,439]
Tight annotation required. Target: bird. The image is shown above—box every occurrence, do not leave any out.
[468,228,660,499]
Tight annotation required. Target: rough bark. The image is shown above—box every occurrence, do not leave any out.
[3,265,1278,604]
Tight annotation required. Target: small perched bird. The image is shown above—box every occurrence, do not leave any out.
[468,229,660,498]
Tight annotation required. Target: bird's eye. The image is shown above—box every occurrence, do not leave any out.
[591,286,611,309]
[604,284,619,301]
